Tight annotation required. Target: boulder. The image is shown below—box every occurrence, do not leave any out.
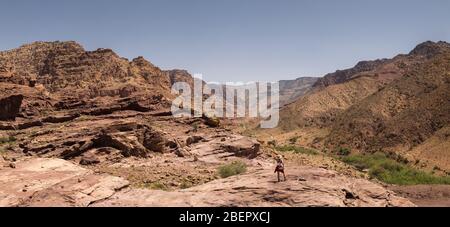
[202,115,220,127]
[165,140,179,149]
[0,95,23,121]
[174,148,189,157]
[220,137,260,159]
[79,155,101,165]
[186,135,204,146]
[92,133,149,158]
[141,128,167,153]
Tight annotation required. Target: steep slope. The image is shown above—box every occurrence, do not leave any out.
[279,75,388,129]
[278,56,409,129]
[0,41,172,99]
[325,46,450,162]
[279,77,318,106]
[0,41,180,119]
[166,69,195,87]
[279,41,448,128]
[313,59,390,88]
[276,41,450,171]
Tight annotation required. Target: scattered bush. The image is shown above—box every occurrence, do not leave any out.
[0,135,16,144]
[341,152,450,185]
[75,115,91,122]
[276,145,318,155]
[268,140,277,147]
[192,122,200,132]
[203,115,220,127]
[218,161,247,178]
[0,135,17,152]
[288,136,299,144]
[336,147,351,156]
[180,180,193,189]
[147,182,169,191]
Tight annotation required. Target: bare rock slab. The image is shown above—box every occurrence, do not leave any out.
[94,166,415,207]
[0,158,129,207]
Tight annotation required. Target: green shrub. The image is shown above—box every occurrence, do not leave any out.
[180,181,193,189]
[288,136,299,144]
[147,182,168,191]
[336,147,351,156]
[192,122,200,132]
[276,145,318,155]
[268,140,277,147]
[0,136,16,144]
[0,135,16,152]
[341,152,450,185]
[218,161,247,178]
[179,179,193,189]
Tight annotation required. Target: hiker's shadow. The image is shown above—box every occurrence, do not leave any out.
[269,179,288,183]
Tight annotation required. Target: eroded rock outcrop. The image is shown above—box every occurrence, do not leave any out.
[0,95,23,121]
[220,137,260,159]
[0,158,129,207]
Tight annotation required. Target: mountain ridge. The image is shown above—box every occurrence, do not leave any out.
[274,41,450,172]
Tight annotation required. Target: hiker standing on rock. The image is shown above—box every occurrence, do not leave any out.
[274,155,286,182]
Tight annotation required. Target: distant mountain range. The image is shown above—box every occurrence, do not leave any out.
[279,77,318,106]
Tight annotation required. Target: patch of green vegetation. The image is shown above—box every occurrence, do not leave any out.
[0,135,17,152]
[335,147,351,156]
[192,121,200,132]
[288,136,300,144]
[218,161,247,178]
[0,135,16,144]
[145,182,169,191]
[275,145,319,156]
[267,140,277,147]
[341,152,450,185]
[29,131,39,138]
[180,179,193,189]
[75,115,91,122]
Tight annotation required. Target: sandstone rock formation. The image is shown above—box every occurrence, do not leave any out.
[0,158,414,207]
[0,41,172,99]
[0,158,129,207]
[0,94,23,120]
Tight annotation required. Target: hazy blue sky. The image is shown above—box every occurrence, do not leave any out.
[0,0,449,82]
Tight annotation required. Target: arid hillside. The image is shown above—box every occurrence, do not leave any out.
[275,41,450,172]
[0,41,173,98]
[279,77,318,106]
